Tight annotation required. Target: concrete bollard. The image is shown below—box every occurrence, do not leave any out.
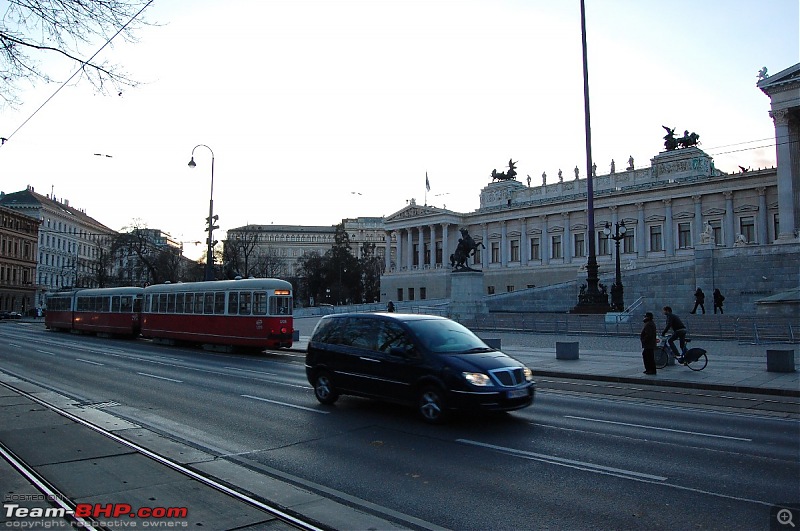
[556,341,579,360]
[766,349,796,373]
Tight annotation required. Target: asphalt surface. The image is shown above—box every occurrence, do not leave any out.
[1,317,797,530]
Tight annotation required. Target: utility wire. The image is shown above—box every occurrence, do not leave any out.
[1,0,154,146]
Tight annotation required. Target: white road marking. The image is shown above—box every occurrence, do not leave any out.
[457,438,668,481]
[241,394,328,414]
[225,366,278,376]
[136,372,183,383]
[75,358,104,366]
[564,415,753,441]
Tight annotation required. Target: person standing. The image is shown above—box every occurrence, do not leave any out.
[640,312,657,375]
[690,288,706,314]
[386,301,395,313]
[713,289,725,314]
[662,306,689,362]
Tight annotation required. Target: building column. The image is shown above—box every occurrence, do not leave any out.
[384,231,392,271]
[500,220,508,267]
[636,202,646,256]
[693,195,703,243]
[562,212,571,263]
[417,226,424,269]
[770,109,798,242]
[520,217,528,266]
[724,191,735,248]
[663,199,674,257]
[481,223,489,269]
[757,187,769,245]
[441,223,450,265]
[406,228,414,270]
[541,215,549,265]
[429,224,437,266]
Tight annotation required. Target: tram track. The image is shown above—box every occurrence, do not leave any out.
[0,380,327,531]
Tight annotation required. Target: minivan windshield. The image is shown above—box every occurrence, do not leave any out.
[405,319,492,354]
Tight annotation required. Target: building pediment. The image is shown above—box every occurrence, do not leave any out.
[385,203,449,222]
[757,63,800,95]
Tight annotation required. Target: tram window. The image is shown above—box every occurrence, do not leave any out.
[228,292,238,315]
[214,292,225,314]
[111,296,120,312]
[269,297,292,315]
[253,292,267,315]
[239,292,251,315]
[133,296,142,313]
[194,292,204,314]
[176,293,185,314]
[184,293,194,313]
[159,294,168,313]
[167,293,176,313]
[144,295,151,312]
[120,296,132,313]
[93,297,101,312]
[204,293,214,314]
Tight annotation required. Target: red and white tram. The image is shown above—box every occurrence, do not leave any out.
[140,278,294,350]
[45,287,144,337]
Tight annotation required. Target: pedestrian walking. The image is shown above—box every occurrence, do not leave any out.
[386,301,395,313]
[662,306,689,362]
[713,289,725,314]
[690,287,706,314]
[640,311,657,375]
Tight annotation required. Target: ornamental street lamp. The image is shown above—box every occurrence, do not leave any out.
[188,145,217,281]
[604,220,627,311]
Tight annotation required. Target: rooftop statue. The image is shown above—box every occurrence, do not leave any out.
[490,158,518,182]
[663,126,700,151]
[662,126,678,151]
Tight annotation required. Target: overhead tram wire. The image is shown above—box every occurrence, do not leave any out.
[0,0,155,147]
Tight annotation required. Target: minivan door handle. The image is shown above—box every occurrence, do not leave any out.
[359,357,381,363]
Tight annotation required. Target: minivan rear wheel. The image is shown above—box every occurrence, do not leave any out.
[313,372,339,405]
[418,386,447,424]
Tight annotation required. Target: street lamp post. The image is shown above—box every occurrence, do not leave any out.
[188,145,217,281]
[604,221,627,311]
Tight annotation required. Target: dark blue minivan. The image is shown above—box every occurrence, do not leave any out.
[305,313,534,423]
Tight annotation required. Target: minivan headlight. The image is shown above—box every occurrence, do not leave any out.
[524,368,533,382]
[463,372,492,386]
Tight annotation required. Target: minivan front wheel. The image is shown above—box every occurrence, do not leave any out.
[313,372,339,405]
[418,386,447,424]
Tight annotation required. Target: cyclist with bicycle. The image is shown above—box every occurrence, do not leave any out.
[661,306,689,363]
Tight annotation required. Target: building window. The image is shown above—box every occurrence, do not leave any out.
[420,287,426,300]
[408,287,415,301]
[551,235,562,259]
[740,216,755,243]
[412,244,419,266]
[598,231,610,256]
[491,242,500,263]
[574,233,585,258]
[773,213,780,241]
[473,245,482,264]
[435,242,443,264]
[487,286,495,295]
[709,219,722,245]
[623,231,635,254]
[649,225,663,252]
[396,288,403,302]
[510,239,520,262]
[506,285,514,293]
[530,237,540,260]
[677,222,692,249]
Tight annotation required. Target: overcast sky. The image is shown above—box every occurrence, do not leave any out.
[1,0,798,260]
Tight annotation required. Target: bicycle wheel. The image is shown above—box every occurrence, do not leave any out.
[654,347,669,369]
[687,352,708,371]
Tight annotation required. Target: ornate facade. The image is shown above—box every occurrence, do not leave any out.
[0,205,39,313]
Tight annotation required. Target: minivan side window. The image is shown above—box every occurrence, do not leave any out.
[377,321,416,355]
[312,318,341,344]
[342,318,379,351]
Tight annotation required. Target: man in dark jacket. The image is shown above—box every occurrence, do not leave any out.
[662,306,688,362]
[640,312,657,375]
[690,288,705,314]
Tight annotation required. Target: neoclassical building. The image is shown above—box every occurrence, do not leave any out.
[0,186,117,308]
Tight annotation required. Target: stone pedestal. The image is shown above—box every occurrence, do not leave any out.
[449,271,488,320]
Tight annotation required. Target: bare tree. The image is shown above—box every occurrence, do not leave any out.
[0,0,154,106]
